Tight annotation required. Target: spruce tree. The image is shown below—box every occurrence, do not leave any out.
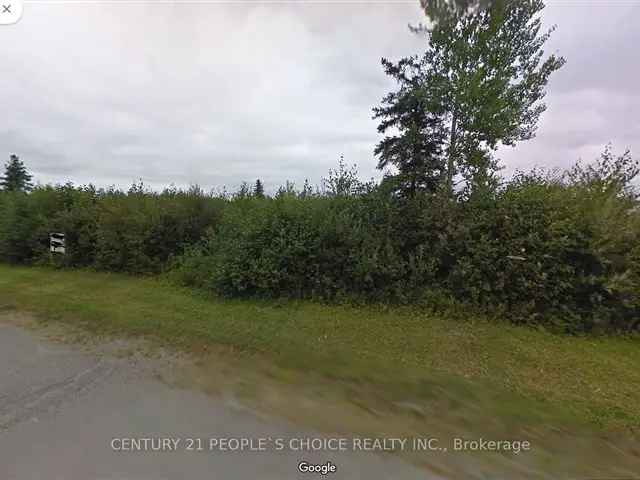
[254,179,265,198]
[0,155,33,192]
[373,58,446,196]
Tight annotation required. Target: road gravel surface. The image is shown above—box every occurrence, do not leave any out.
[0,322,435,480]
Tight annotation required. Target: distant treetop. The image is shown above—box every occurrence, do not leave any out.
[1,154,33,192]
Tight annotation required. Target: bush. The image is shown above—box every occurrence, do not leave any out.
[172,191,441,302]
[172,151,639,332]
[1,149,638,333]
[0,191,42,263]
[0,183,224,274]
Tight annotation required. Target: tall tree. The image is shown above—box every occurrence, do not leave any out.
[373,58,446,196]
[254,179,265,198]
[432,0,565,193]
[0,155,33,192]
[377,0,565,195]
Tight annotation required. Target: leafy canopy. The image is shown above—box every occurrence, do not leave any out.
[375,0,565,195]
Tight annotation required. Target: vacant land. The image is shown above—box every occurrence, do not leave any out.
[3,265,640,477]
[1,264,639,431]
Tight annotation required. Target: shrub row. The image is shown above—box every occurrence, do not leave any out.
[170,157,640,332]
[1,153,638,332]
[0,183,224,274]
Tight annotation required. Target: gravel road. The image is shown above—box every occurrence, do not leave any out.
[0,322,435,480]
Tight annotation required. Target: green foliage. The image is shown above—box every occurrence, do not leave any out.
[93,184,224,274]
[1,155,33,192]
[419,0,497,26]
[0,191,41,262]
[254,179,265,198]
[0,150,638,333]
[322,155,370,197]
[0,183,224,273]
[447,176,593,328]
[380,0,565,195]
[172,187,426,302]
[373,58,446,197]
[171,150,639,332]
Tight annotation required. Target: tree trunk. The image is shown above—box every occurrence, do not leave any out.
[447,111,458,196]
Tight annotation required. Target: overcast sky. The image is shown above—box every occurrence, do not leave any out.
[1,0,638,192]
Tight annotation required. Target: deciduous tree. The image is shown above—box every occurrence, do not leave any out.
[376,0,565,195]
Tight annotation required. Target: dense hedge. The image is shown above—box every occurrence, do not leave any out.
[170,154,640,333]
[0,183,224,274]
[1,153,639,333]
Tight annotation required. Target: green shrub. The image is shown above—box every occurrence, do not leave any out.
[172,192,440,302]
[0,191,41,263]
[1,151,638,333]
[171,152,639,332]
[0,183,224,274]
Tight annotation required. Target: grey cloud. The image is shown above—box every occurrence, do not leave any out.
[1,1,637,192]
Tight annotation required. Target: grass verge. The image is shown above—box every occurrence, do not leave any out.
[1,264,639,435]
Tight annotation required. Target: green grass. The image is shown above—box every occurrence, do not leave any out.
[1,264,640,432]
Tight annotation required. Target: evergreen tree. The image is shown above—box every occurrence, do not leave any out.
[0,155,33,192]
[373,58,446,196]
[254,179,265,198]
[377,0,565,195]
